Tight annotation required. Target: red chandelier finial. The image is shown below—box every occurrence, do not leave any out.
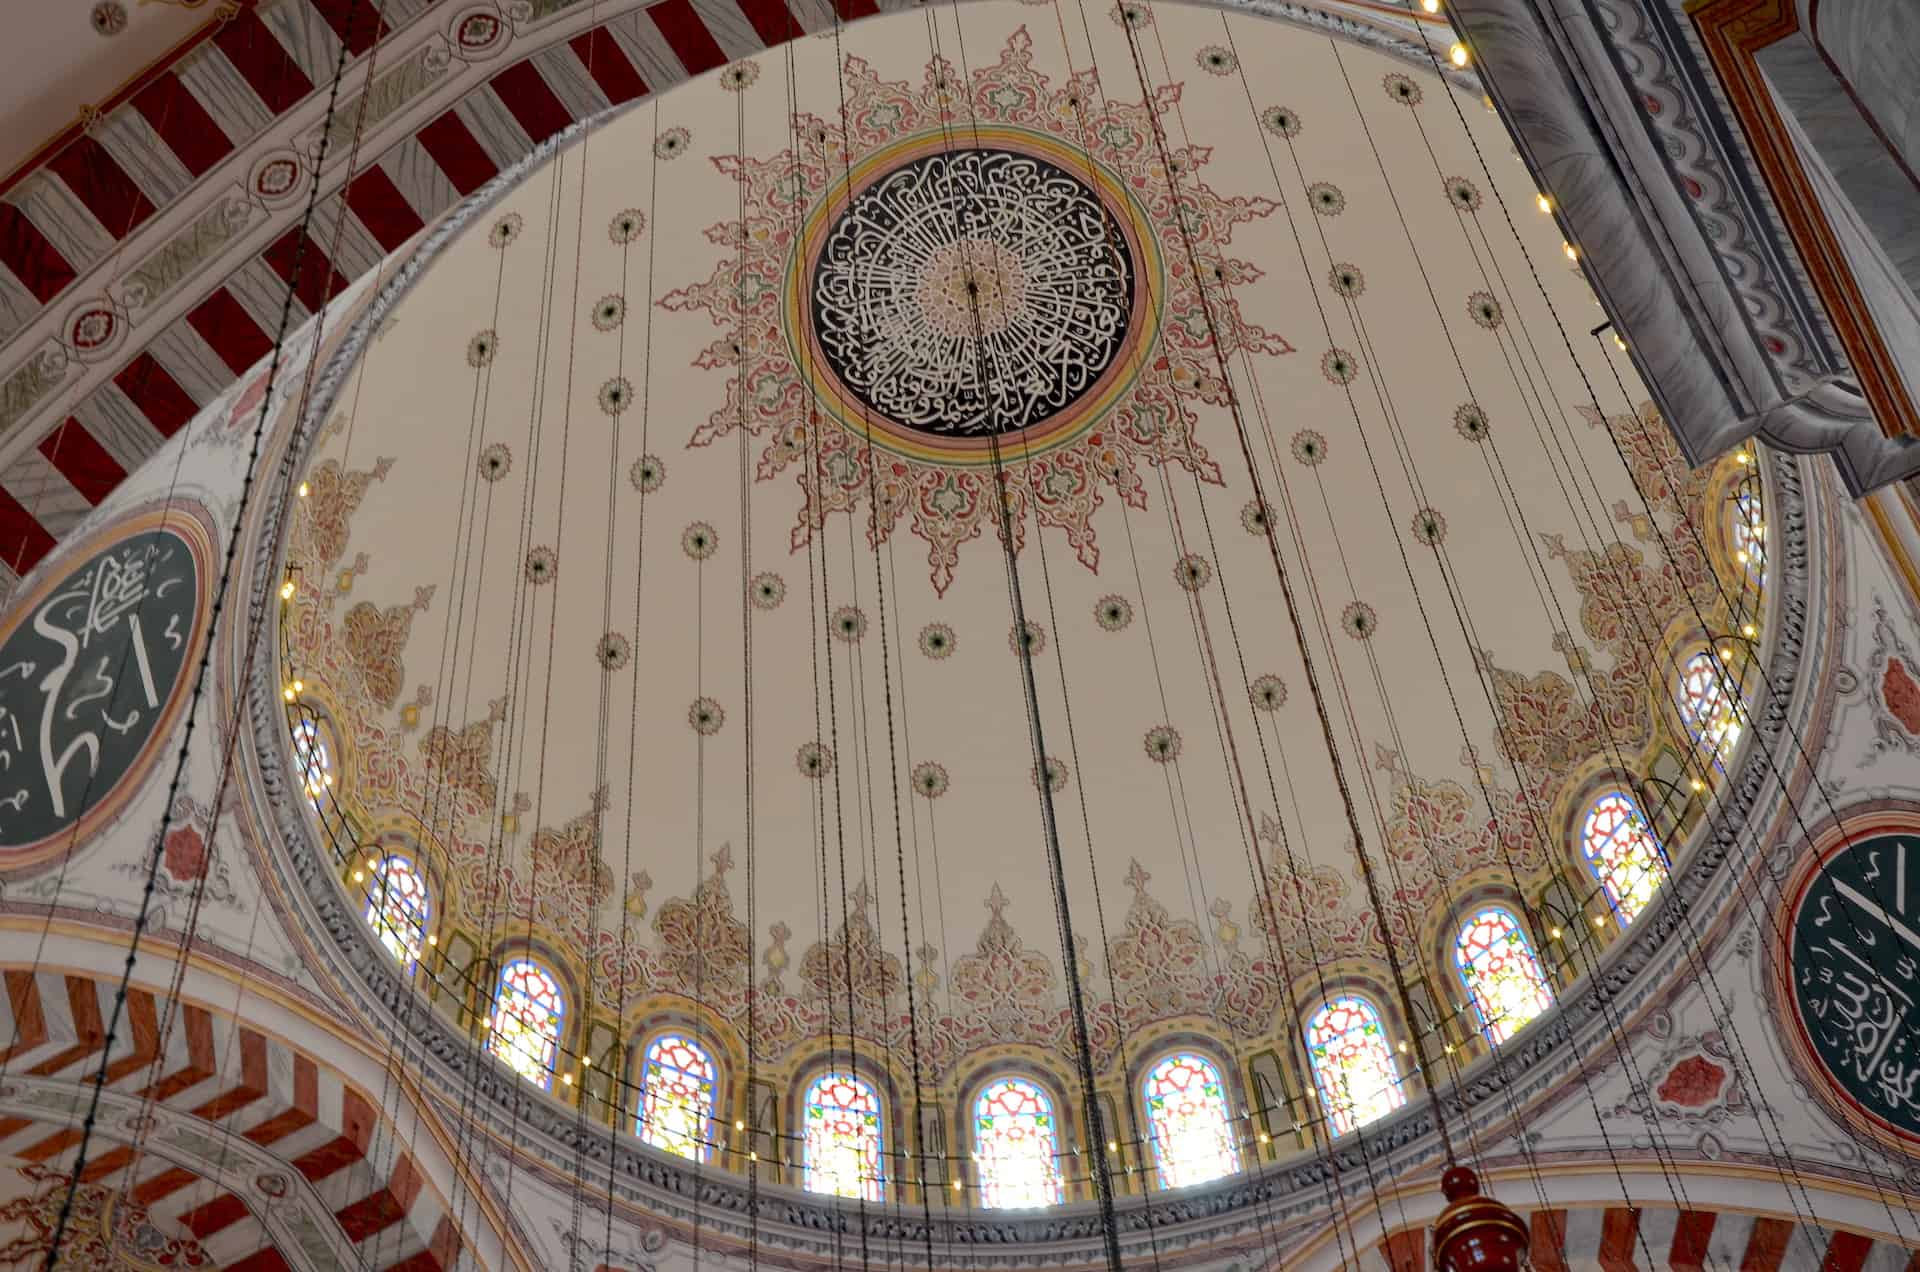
[1431,1165,1530,1272]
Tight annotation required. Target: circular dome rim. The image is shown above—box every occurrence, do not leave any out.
[237,22,1828,1253]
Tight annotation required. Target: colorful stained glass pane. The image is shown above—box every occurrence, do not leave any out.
[1582,789,1668,926]
[1453,907,1554,1045]
[804,1072,884,1201]
[1677,651,1741,767]
[973,1076,1063,1208]
[1729,489,1764,584]
[1142,1052,1238,1188]
[363,854,429,969]
[639,1034,717,1162]
[292,718,331,803]
[1305,996,1404,1137]
[489,958,564,1090]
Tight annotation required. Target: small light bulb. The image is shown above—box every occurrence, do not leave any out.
[1742,623,1757,638]
[1690,777,1705,792]
[1563,241,1578,261]
[427,932,438,946]
[280,580,296,600]
[1258,1132,1270,1144]
[1720,647,1734,660]
[323,773,334,787]
[352,870,365,882]
[1444,1043,1456,1055]
[562,1072,573,1086]
[1736,452,1751,465]
[749,1151,757,1162]
[1449,42,1468,66]
[366,857,378,870]
[1613,334,1627,351]
[1735,550,1749,563]
[283,687,296,702]
[736,1120,746,1131]
[298,481,310,498]
[582,1055,592,1067]
[953,1178,963,1191]
[1550,926,1561,940]
[1593,914,1607,928]
[1420,0,1438,11]
[1107,1141,1118,1153]
[1535,193,1552,214]
[292,680,304,694]
[1397,1041,1409,1053]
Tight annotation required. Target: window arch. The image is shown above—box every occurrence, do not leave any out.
[1581,788,1669,926]
[802,1072,884,1201]
[1453,906,1554,1045]
[1141,1051,1238,1188]
[1675,650,1742,767]
[972,1076,1064,1209]
[489,958,565,1090]
[291,716,334,803]
[1728,488,1764,584]
[363,853,429,970]
[1305,996,1404,1137]
[637,1033,718,1162]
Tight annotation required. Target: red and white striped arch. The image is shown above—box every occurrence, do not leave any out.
[0,0,1439,589]
[1367,1204,1920,1272]
[0,967,464,1270]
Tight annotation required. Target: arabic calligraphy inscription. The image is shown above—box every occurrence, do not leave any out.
[0,526,200,862]
[1790,832,1920,1141]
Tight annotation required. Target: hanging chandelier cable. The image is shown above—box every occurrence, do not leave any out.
[38,0,391,1255]
[1429,18,1919,1240]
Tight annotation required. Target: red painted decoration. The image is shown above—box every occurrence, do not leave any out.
[1432,1166,1529,1272]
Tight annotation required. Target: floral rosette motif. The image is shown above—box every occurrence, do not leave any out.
[662,30,1291,595]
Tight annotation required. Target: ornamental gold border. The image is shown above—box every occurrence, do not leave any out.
[1768,802,1920,1161]
[0,502,218,880]
[781,125,1165,468]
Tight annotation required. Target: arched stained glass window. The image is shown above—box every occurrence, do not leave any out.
[363,853,429,970]
[1728,489,1764,584]
[1141,1052,1238,1188]
[973,1076,1063,1209]
[638,1034,717,1162]
[291,717,333,803]
[489,958,565,1090]
[1581,789,1669,926]
[1676,650,1742,767]
[803,1073,884,1201]
[1453,907,1554,1045]
[1305,996,1404,1137]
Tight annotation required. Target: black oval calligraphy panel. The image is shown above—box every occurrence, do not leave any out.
[0,525,201,857]
[1790,832,1920,1140]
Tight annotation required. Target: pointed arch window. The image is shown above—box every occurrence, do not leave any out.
[1676,650,1742,767]
[638,1034,718,1162]
[489,958,565,1090]
[1453,907,1554,1045]
[1305,996,1404,1137]
[1141,1051,1238,1188]
[803,1072,884,1201]
[291,717,333,803]
[1728,489,1764,584]
[973,1076,1064,1209]
[1581,788,1668,926]
[363,853,429,970]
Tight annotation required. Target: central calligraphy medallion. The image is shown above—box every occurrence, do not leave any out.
[789,129,1159,465]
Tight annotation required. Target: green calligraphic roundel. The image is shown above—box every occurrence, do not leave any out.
[0,522,205,867]
[1789,832,1920,1140]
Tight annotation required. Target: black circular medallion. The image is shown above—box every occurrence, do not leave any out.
[1789,831,1920,1141]
[0,524,202,862]
[809,147,1135,439]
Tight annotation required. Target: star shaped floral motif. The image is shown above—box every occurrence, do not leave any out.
[662,29,1290,594]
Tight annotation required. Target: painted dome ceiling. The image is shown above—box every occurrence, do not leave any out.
[274,0,1767,1086]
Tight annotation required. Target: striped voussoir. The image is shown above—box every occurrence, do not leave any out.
[0,968,461,1270]
[0,0,887,590]
[1366,1204,1920,1272]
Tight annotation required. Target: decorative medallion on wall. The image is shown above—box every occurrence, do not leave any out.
[0,510,213,874]
[1779,815,1920,1152]
[665,29,1291,593]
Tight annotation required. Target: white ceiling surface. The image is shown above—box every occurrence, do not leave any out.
[288,1,1664,1001]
